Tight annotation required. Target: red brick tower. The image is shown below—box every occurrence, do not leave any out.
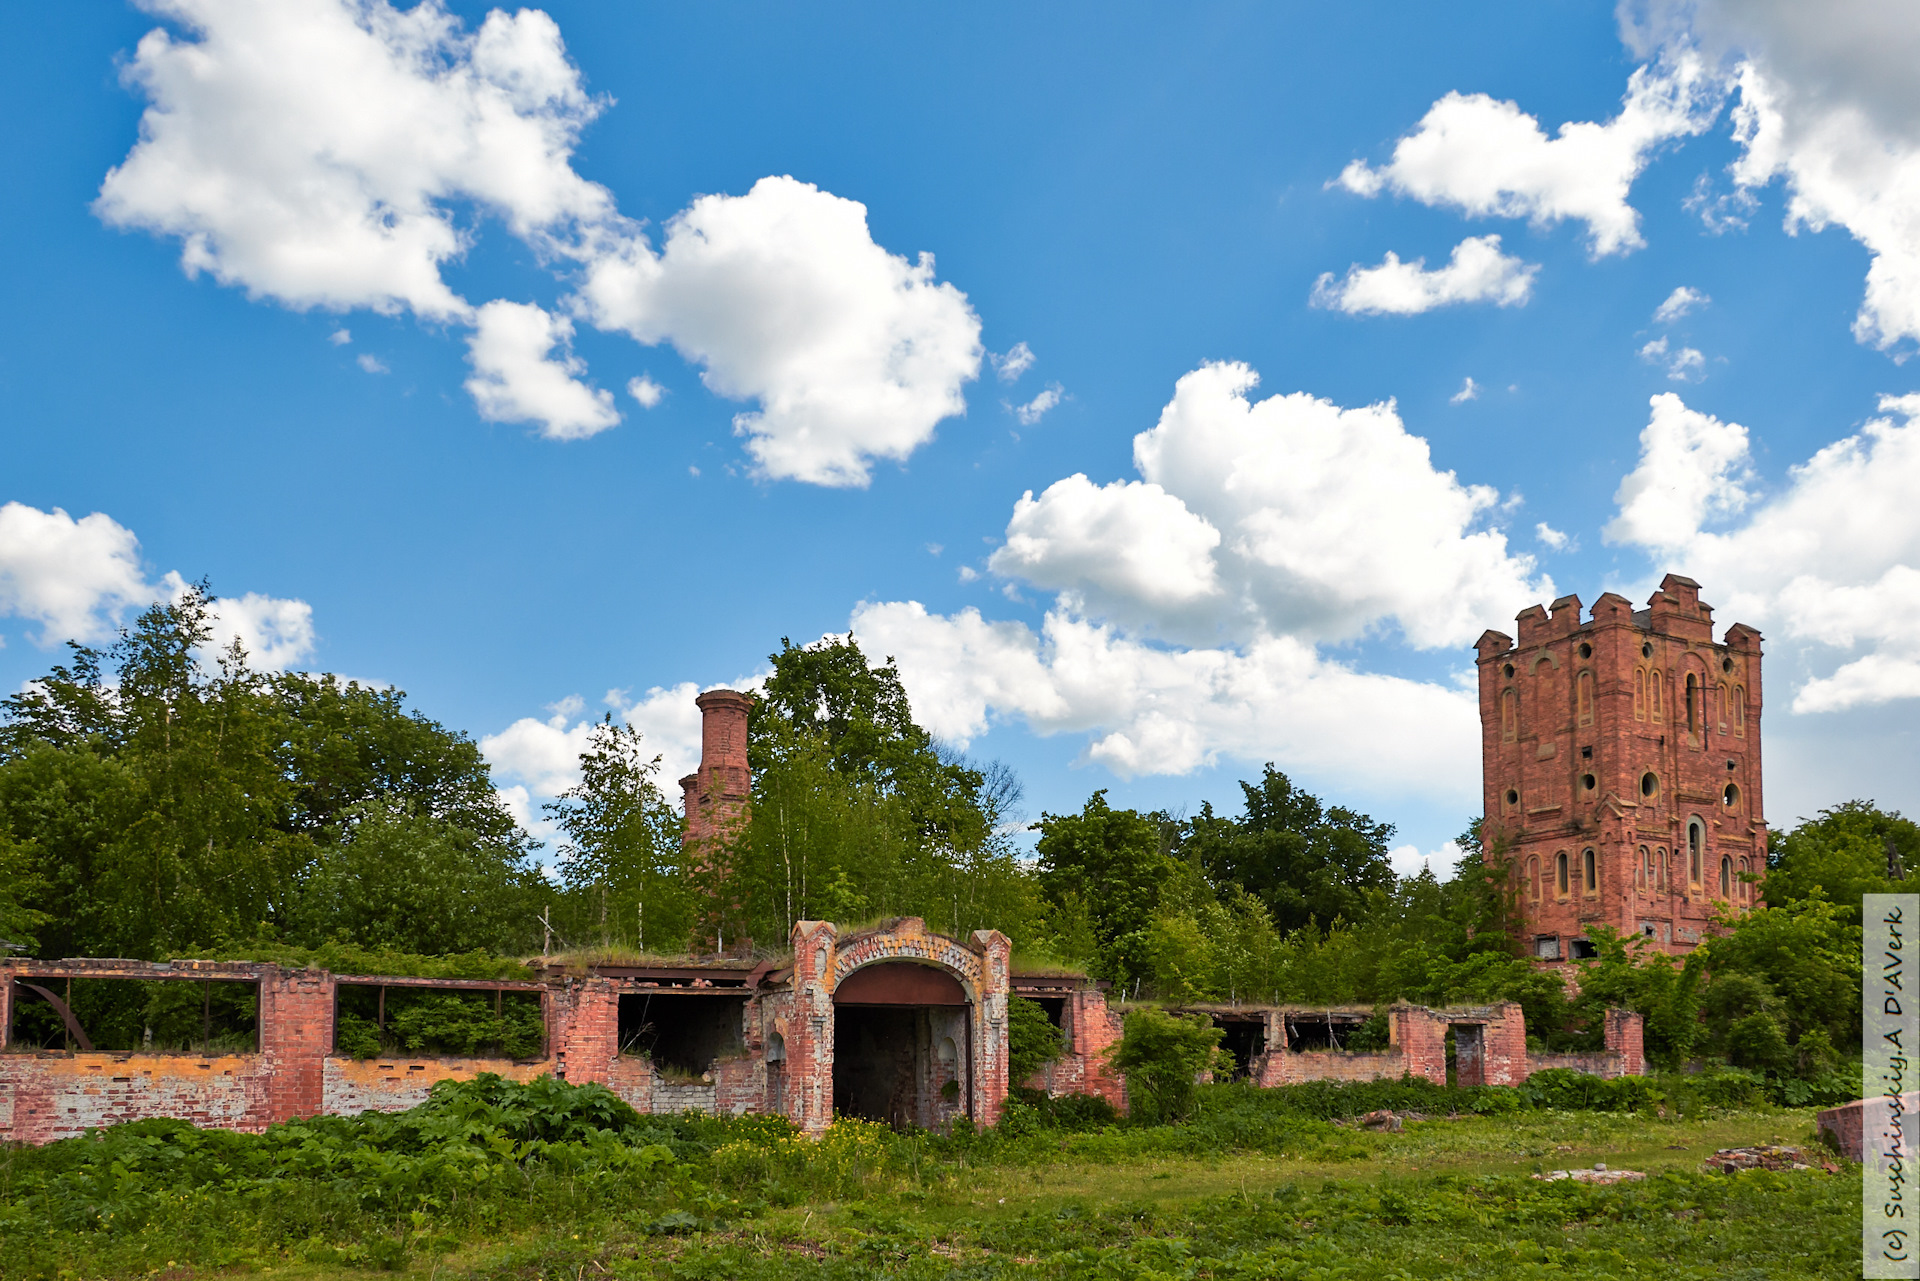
[1475,574,1765,960]
[680,689,753,951]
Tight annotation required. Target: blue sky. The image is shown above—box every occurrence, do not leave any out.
[4,1,1918,871]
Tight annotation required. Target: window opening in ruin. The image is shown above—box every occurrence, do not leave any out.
[1534,935,1561,960]
[765,1031,787,1112]
[1685,674,1698,739]
[1527,855,1540,901]
[1650,671,1663,721]
[1581,745,1593,758]
[1503,663,1515,678]
[1657,848,1668,892]
[1734,685,1746,735]
[618,992,747,1079]
[1640,771,1657,798]
[1688,821,1704,885]
[1282,1013,1367,1053]
[1570,938,1597,960]
[1579,642,1593,659]
[1505,788,1519,808]
[1555,851,1569,897]
[1642,642,1653,658]
[1723,783,1739,808]
[1719,856,1732,898]
[8,975,259,1055]
[1582,849,1597,893]
[1577,670,1594,725]
[1581,773,1596,792]
[1737,858,1750,899]
[335,983,544,1060]
[1211,1014,1266,1078]
[1032,996,1067,1029]
[1642,922,1657,939]
[1634,668,1646,720]
[1500,689,1516,741]
[1722,656,1733,673]
[833,961,970,1129]
[1716,682,1730,734]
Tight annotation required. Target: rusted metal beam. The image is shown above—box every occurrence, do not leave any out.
[17,982,93,1051]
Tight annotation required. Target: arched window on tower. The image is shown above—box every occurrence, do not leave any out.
[1556,851,1570,898]
[1583,848,1597,894]
[1688,821,1704,886]
[1716,682,1730,734]
[1685,673,1699,742]
[1527,856,1540,902]
[1501,689,1517,742]
[1577,670,1594,726]
[1737,857,1749,900]
[1734,685,1746,737]
[1640,844,1651,890]
[1634,668,1647,721]
[1650,671,1664,722]
[1719,855,1731,897]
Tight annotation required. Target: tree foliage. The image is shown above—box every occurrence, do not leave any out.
[0,586,541,960]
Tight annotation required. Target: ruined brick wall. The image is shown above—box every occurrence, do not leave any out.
[322,1056,551,1115]
[1391,1005,1448,1085]
[0,1054,266,1144]
[1026,989,1126,1110]
[1477,575,1765,960]
[785,920,837,1133]
[1604,1008,1646,1076]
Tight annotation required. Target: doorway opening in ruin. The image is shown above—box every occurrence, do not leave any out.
[1209,1014,1266,1078]
[9,975,259,1054]
[832,961,970,1129]
[618,992,749,1079]
[1445,1023,1487,1087]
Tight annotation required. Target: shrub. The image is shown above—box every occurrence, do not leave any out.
[1110,1009,1232,1124]
[1006,995,1067,1087]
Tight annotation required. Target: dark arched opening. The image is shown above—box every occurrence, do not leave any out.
[832,962,970,1129]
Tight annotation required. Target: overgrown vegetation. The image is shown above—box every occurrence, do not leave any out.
[0,1073,1855,1279]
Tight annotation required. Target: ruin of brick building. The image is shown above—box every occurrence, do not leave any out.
[1,683,1655,1145]
[1476,573,1766,960]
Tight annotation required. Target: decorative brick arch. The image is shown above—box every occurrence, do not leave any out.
[772,917,1010,1134]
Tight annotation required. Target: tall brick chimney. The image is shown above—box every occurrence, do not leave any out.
[681,689,753,951]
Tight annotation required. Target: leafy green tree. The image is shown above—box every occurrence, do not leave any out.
[1182,765,1396,935]
[544,716,689,952]
[0,586,539,959]
[1033,791,1177,985]
[733,637,1041,949]
[1764,800,1920,924]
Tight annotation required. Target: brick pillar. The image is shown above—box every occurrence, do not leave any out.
[549,979,619,1085]
[258,966,335,1125]
[682,689,754,950]
[786,920,836,1134]
[1070,989,1128,1108]
[970,930,1012,1129]
[1604,1007,1646,1077]
[0,965,13,1050]
[1390,1004,1447,1085]
[1481,1002,1530,1086]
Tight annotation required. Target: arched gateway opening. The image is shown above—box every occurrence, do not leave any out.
[832,961,970,1129]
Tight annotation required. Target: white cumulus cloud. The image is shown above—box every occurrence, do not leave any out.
[627,375,664,408]
[1638,336,1707,380]
[96,0,613,321]
[1336,55,1720,257]
[991,341,1035,383]
[1653,285,1710,323]
[0,502,315,669]
[0,503,151,645]
[1604,391,1920,713]
[1626,1,1920,351]
[1013,384,1064,426]
[576,175,982,487]
[1311,235,1538,315]
[849,600,1480,794]
[465,300,619,440]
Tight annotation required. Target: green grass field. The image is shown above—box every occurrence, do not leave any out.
[0,1079,1856,1280]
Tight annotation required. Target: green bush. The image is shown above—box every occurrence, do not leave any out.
[1110,1009,1233,1124]
[1006,995,1067,1086]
